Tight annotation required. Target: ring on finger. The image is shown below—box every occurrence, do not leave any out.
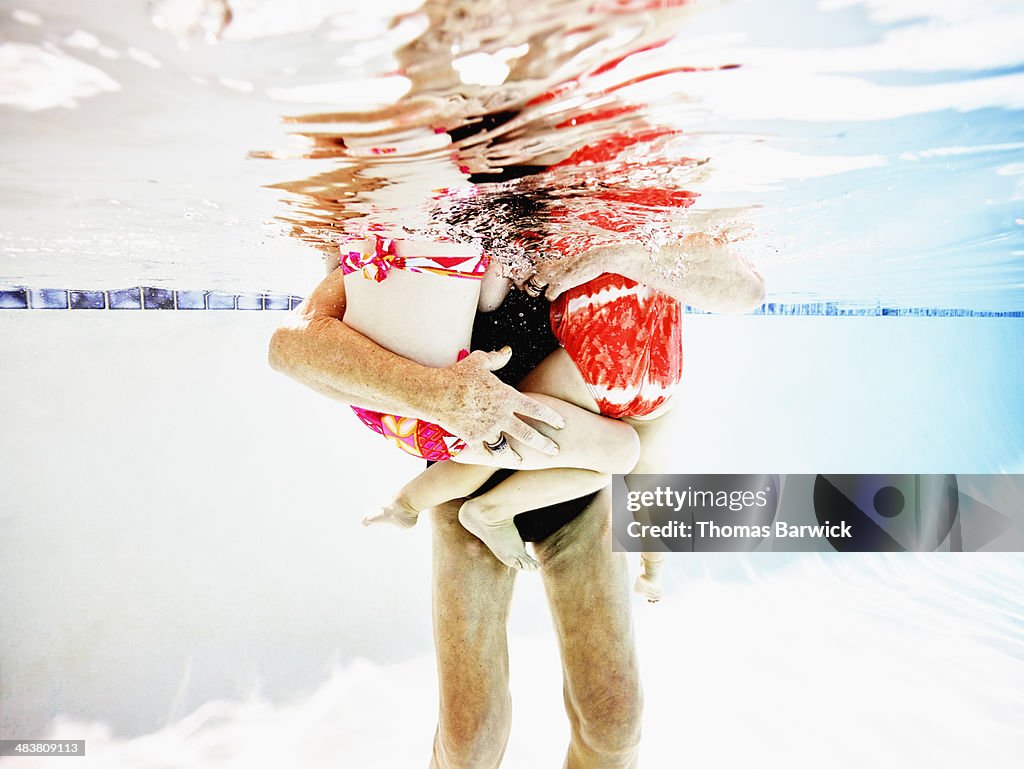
[524,275,547,297]
[484,435,510,453]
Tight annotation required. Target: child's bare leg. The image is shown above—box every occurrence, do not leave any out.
[457,466,615,571]
[363,461,496,528]
[363,496,420,529]
[634,551,665,603]
[624,411,675,603]
[363,367,626,541]
[455,349,640,571]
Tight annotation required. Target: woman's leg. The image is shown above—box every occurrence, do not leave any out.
[430,500,517,769]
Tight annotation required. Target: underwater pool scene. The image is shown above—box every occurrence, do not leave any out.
[1,0,1022,767]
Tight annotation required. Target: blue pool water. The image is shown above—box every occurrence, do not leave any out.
[1,0,1022,313]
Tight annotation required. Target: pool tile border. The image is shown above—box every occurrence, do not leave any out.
[1,287,1022,316]
[0,287,305,312]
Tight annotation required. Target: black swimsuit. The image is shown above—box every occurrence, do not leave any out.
[467,288,596,542]
[429,160,595,541]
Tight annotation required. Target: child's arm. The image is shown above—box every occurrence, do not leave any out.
[478,260,512,312]
[533,234,765,314]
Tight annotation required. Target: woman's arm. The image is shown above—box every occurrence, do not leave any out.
[268,267,564,461]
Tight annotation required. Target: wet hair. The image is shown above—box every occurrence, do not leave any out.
[429,179,556,273]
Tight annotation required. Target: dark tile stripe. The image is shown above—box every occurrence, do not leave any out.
[1,286,1023,316]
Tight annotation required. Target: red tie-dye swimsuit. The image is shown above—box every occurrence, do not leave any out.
[550,272,682,419]
[542,129,692,419]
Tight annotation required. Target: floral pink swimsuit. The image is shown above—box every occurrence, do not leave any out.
[342,234,488,461]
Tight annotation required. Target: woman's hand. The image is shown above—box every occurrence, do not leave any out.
[433,347,564,465]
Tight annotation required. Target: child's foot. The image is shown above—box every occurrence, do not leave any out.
[634,572,663,604]
[363,496,420,529]
[458,500,539,571]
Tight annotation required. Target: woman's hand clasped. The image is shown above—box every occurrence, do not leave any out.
[436,347,564,465]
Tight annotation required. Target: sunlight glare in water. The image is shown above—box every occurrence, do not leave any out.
[1,0,1022,309]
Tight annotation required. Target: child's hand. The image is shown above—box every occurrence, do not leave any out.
[531,247,613,301]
